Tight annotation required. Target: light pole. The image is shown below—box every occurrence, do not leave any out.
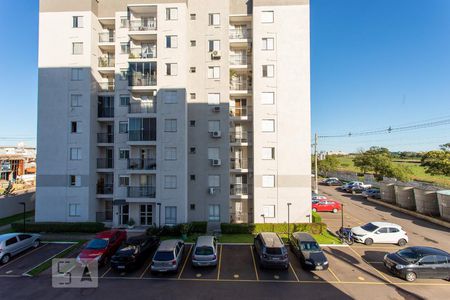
[19,202,26,232]
[341,203,344,231]
[156,203,161,228]
[287,203,292,238]
[261,214,265,224]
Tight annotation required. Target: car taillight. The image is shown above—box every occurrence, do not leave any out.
[172,259,177,265]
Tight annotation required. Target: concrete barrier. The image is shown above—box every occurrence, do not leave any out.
[380,182,396,204]
[437,190,450,222]
[394,184,416,210]
[413,188,440,216]
[0,192,35,219]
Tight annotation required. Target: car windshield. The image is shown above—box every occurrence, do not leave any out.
[153,251,174,261]
[85,239,108,250]
[300,241,321,252]
[195,246,214,256]
[397,249,421,263]
[361,223,379,232]
[266,247,283,255]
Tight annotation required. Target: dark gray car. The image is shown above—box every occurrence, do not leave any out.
[289,232,328,270]
[0,233,41,264]
[254,232,289,269]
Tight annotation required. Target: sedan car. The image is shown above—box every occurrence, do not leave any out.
[76,230,127,266]
[312,200,341,213]
[289,232,328,270]
[384,246,450,282]
[0,233,41,264]
[351,222,408,246]
[362,188,381,199]
[111,235,160,272]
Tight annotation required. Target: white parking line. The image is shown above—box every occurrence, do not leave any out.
[22,244,75,276]
[0,243,48,271]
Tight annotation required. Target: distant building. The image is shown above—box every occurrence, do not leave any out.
[0,145,36,180]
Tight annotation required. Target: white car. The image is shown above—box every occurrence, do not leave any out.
[351,222,408,246]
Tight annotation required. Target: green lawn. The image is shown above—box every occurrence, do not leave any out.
[0,210,35,227]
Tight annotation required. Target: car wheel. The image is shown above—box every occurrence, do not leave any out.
[397,239,407,247]
[312,208,317,213]
[33,239,41,248]
[364,238,373,246]
[1,254,10,264]
[405,271,417,282]
[332,208,338,213]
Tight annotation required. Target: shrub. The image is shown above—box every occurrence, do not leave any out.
[220,223,254,234]
[312,211,322,223]
[220,223,327,235]
[189,222,207,233]
[11,222,105,233]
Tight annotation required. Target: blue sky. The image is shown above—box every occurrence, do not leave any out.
[0,0,449,153]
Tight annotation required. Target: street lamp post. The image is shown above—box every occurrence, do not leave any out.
[341,203,344,232]
[287,203,292,239]
[261,214,265,224]
[19,202,26,232]
[156,203,161,228]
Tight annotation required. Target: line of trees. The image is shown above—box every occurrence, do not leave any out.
[420,143,450,176]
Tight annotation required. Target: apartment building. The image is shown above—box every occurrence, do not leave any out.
[36,0,311,227]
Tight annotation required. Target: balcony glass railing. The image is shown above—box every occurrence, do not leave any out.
[129,74,157,87]
[230,79,252,91]
[230,106,251,117]
[97,133,114,143]
[129,19,157,31]
[98,57,115,68]
[229,55,250,65]
[128,130,156,142]
[129,102,156,114]
[96,211,113,222]
[230,158,250,169]
[230,131,251,144]
[127,186,156,198]
[230,183,249,196]
[99,82,115,92]
[129,47,157,59]
[127,158,156,170]
[96,183,113,195]
[99,32,115,43]
[97,158,114,169]
[229,28,251,39]
[98,107,114,118]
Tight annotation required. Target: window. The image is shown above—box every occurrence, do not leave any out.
[190,67,196,73]
[261,11,274,23]
[419,256,436,265]
[208,147,219,160]
[72,42,83,55]
[120,95,130,106]
[190,40,196,47]
[189,120,196,127]
[207,66,220,79]
[164,91,178,104]
[377,228,388,233]
[164,147,177,160]
[165,35,178,48]
[165,206,177,225]
[262,147,275,160]
[262,65,275,77]
[164,176,177,189]
[166,8,178,20]
[262,175,275,188]
[262,119,275,132]
[261,92,274,105]
[119,149,129,160]
[263,205,275,218]
[69,175,81,187]
[190,175,196,181]
[208,205,220,221]
[262,38,274,50]
[208,40,220,52]
[208,175,220,187]
[71,68,82,81]
[190,204,196,210]
[166,63,178,76]
[119,176,129,187]
[72,16,83,28]
[120,16,128,28]
[119,121,128,133]
[389,227,400,233]
[120,42,130,54]
[71,121,81,133]
[190,147,196,154]
[208,13,220,26]
[70,148,82,160]
[164,119,177,132]
[70,94,82,107]
[69,204,81,217]
[435,256,448,264]
[190,13,196,20]
[208,120,220,132]
[190,93,196,100]
[119,69,128,81]
[207,93,220,105]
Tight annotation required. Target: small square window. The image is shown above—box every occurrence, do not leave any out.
[120,42,130,54]
[207,66,220,79]
[164,119,177,132]
[208,40,220,52]
[166,35,178,48]
[261,92,275,105]
[262,175,275,188]
[190,147,196,154]
[190,93,196,100]
[190,175,196,181]
[119,149,129,160]
[71,121,81,133]
[190,67,196,73]
[262,38,274,50]
[190,14,196,20]
[69,204,81,217]
[261,11,274,23]
[164,175,177,189]
[262,65,275,78]
[120,95,130,106]
[72,42,83,55]
[190,204,196,210]
[262,119,275,132]
[70,148,82,160]
[166,63,178,76]
[71,94,82,107]
[119,176,130,187]
[207,93,220,105]
[190,40,196,47]
[72,16,83,28]
[119,121,128,133]
[71,69,82,81]
[263,205,276,218]
[120,16,128,28]
[208,13,220,26]
[164,147,177,160]
[69,175,81,187]
[166,7,178,20]
[189,120,196,127]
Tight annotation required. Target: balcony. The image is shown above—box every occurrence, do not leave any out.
[230,183,249,197]
[230,79,252,94]
[129,102,156,114]
[230,106,251,119]
[230,158,250,170]
[127,158,156,170]
[99,32,115,43]
[229,28,252,40]
[230,131,252,145]
[97,133,114,144]
[99,82,115,93]
[98,107,114,118]
[129,47,157,60]
[128,130,156,142]
[129,74,157,88]
[129,19,157,31]
[127,186,156,198]
[98,57,115,68]
[96,211,113,223]
[96,183,113,195]
[230,55,251,66]
[97,158,114,169]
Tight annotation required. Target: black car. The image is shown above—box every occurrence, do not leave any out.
[111,235,160,272]
[289,232,328,270]
[384,246,450,282]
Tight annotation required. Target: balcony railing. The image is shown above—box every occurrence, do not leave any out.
[129,74,157,87]
[230,106,251,118]
[230,183,249,196]
[99,82,115,92]
[129,19,157,31]
[127,186,156,198]
[97,133,114,143]
[96,183,113,195]
[230,80,252,91]
[97,158,114,169]
[98,107,114,118]
[129,47,157,59]
[230,131,251,144]
[96,211,113,222]
[128,130,156,142]
[127,158,156,170]
[99,32,115,43]
[128,102,156,114]
[230,55,250,65]
[230,158,250,169]
[98,57,115,68]
[229,28,251,39]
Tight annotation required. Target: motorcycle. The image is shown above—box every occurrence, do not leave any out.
[337,227,354,245]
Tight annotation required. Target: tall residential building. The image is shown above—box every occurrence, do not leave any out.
[36,0,311,227]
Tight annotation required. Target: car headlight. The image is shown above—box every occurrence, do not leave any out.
[305,260,313,265]
[323,261,329,265]
[395,264,405,270]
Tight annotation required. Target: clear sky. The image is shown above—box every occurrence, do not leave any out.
[0,0,449,153]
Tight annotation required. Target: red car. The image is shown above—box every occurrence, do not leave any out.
[312,200,341,213]
[76,230,127,266]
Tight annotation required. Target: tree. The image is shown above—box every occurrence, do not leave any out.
[421,143,450,176]
[2,181,15,196]
[317,155,339,175]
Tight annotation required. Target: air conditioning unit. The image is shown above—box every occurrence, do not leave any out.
[211,131,221,138]
[212,106,220,113]
[210,159,222,166]
[208,187,216,195]
[211,50,221,59]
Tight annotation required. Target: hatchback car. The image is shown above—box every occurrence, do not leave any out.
[384,246,450,282]
[289,232,328,271]
[351,222,408,246]
[192,236,218,267]
[325,179,343,186]
[76,230,127,266]
[151,239,185,273]
[312,200,341,213]
[0,233,41,264]
[111,235,160,272]
[362,188,381,199]
[254,232,289,269]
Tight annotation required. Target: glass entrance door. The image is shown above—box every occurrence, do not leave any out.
[140,204,153,225]
[119,205,129,225]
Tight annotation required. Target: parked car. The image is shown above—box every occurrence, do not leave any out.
[351,222,408,246]
[254,232,289,269]
[76,230,127,266]
[289,232,328,270]
[312,195,327,201]
[351,182,372,193]
[384,246,450,282]
[362,188,381,199]
[151,239,185,273]
[326,179,343,186]
[0,233,41,264]
[320,177,339,184]
[192,236,218,267]
[110,235,160,272]
[312,200,342,213]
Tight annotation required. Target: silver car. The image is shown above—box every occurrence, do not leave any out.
[192,236,218,267]
[0,233,41,264]
[150,239,184,273]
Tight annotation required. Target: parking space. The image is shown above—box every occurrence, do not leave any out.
[179,245,220,280]
[288,248,337,282]
[218,245,258,281]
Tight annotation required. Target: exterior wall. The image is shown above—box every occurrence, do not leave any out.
[413,188,440,216]
[394,185,416,210]
[0,192,35,219]
[380,182,396,204]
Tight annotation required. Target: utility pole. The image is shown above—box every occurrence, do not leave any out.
[314,132,319,194]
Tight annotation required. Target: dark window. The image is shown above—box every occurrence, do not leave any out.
[190,175,196,181]
[266,248,282,255]
[377,228,388,234]
[190,147,196,154]
[190,14,196,20]
[154,251,175,261]
[6,237,17,246]
[71,122,78,133]
[190,93,196,100]
[388,227,399,233]
[419,256,436,265]
[190,40,196,47]
[361,223,379,232]
[435,256,448,264]
[18,234,32,241]
[195,246,214,256]
[190,204,195,210]
[190,120,196,127]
